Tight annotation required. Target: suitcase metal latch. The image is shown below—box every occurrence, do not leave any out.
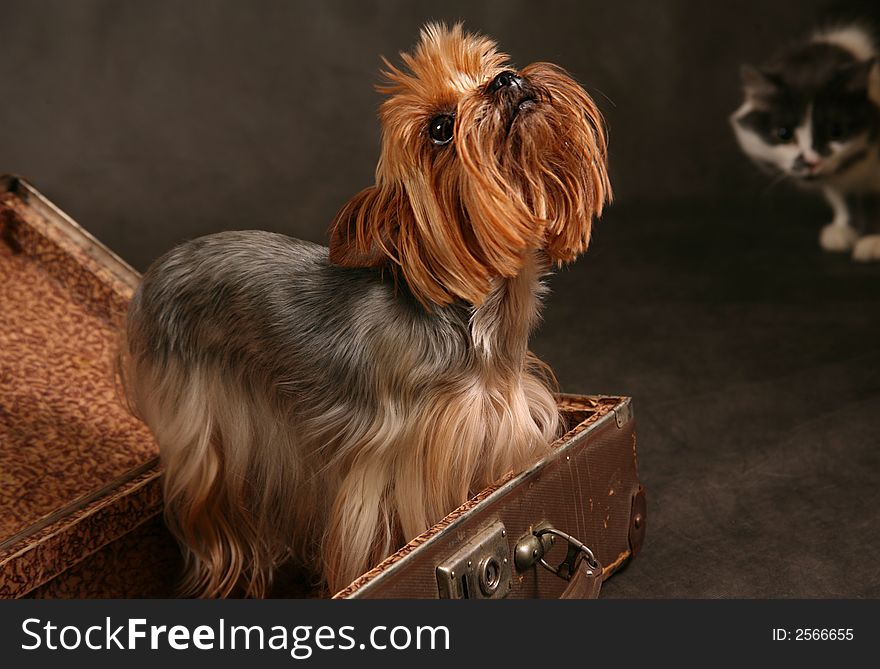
[436,520,511,599]
[514,524,600,581]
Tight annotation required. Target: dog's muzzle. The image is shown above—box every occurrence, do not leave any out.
[488,71,538,124]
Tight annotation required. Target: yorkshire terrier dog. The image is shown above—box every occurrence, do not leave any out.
[122,23,610,597]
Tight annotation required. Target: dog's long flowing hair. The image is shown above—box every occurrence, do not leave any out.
[121,23,610,598]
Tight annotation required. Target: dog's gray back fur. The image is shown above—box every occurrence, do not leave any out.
[132,231,474,408]
[124,229,558,595]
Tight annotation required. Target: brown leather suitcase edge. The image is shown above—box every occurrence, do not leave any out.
[336,395,645,599]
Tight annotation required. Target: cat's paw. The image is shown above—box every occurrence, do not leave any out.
[819,223,859,252]
[852,235,880,262]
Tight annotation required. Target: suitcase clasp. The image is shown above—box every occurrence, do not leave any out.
[514,524,601,581]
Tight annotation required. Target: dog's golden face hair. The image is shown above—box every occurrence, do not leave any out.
[330,23,611,307]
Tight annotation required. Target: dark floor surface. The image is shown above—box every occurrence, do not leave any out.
[532,198,880,598]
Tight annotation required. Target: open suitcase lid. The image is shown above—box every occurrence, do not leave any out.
[0,175,161,597]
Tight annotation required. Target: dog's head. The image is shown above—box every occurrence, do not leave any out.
[330,23,611,307]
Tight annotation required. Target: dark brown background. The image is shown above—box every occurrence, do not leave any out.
[0,0,875,266]
[2,0,879,597]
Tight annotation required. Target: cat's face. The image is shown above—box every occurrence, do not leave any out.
[731,55,879,183]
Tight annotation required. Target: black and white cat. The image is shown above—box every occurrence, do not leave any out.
[731,25,880,261]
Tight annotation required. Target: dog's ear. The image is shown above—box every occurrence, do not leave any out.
[539,76,611,264]
[328,185,404,268]
[329,181,491,308]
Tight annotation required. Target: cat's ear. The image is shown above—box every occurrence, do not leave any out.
[837,58,873,90]
[836,58,880,105]
[740,64,778,99]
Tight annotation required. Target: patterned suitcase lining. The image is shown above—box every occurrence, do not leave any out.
[0,180,158,597]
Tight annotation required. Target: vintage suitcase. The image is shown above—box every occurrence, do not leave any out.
[0,175,645,599]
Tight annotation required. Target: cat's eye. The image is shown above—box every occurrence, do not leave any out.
[828,123,844,140]
[428,114,455,145]
[776,126,794,142]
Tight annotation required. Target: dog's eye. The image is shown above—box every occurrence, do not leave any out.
[428,114,454,145]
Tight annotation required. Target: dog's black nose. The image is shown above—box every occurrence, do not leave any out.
[488,71,522,93]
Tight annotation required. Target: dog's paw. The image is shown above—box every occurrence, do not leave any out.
[852,235,880,262]
[819,223,859,252]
